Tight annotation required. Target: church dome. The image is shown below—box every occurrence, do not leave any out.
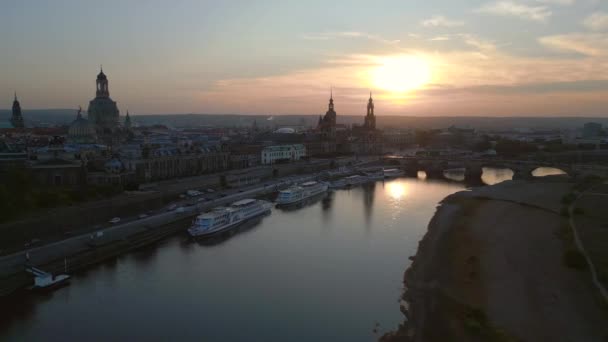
[68,111,97,144]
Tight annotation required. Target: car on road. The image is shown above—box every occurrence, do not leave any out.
[176,207,186,213]
[138,214,149,219]
[218,193,227,198]
[197,197,207,203]
[238,189,244,193]
[109,217,121,224]
[206,188,215,193]
[167,204,178,211]
[186,190,202,197]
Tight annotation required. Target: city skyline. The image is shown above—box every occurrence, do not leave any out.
[2,0,608,116]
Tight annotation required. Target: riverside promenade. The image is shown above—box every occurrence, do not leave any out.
[0,156,380,295]
[0,174,315,296]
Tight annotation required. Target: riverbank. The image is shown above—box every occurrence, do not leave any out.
[0,156,383,297]
[0,158,343,254]
[0,174,310,296]
[382,178,608,341]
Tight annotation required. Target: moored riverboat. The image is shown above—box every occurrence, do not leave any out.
[276,181,329,206]
[188,199,272,238]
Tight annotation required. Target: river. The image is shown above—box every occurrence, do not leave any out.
[0,168,559,341]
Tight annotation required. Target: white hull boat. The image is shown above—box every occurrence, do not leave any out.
[188,199,272,238]
[276,181,329,206]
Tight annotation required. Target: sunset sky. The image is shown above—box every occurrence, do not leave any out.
[2,0,608,116]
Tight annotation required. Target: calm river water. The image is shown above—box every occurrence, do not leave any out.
[0,168,558,341]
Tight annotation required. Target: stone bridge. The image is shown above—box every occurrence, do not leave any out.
[382,156,608,181]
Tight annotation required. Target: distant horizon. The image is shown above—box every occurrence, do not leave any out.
[2,108,608,119]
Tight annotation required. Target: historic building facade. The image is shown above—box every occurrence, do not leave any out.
[87,68,122,145]
[261,144,306,165]
[29,136,86,187]
[129,151,230,183]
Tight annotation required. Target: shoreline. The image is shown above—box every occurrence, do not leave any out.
[382,178,608,341]
[0,173,320,296]
[0,157,378,297]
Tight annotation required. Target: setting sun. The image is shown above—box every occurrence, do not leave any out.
[372,55,431,93]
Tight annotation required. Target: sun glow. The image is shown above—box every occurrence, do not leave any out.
[386,182,407,200]
[371,55,432,93]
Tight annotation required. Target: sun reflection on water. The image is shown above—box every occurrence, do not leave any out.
[386,181,407,200]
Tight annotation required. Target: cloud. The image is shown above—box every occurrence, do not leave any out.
[424,80,608,96]
[475,1,552,21]
[421,15,465,27]
[535,0,575,5]
[301,31,401,45]
[584,12,608,31]
[458,34,498,52]
[540,33,608,56]
[196,40,608,116]
[430,36,451,41]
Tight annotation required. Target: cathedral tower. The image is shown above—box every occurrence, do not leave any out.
[96,67,110,98]
[318,88,337,140]
[10,92,25,129]
[88,67,120,145]
[364,92,376,130]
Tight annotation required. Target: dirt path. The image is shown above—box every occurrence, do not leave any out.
[473,200,607,341]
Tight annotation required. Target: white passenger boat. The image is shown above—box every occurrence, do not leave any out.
[188,199,272,237]
[329,179,348,189]
[276,181,328,206]
[344,175,369,186]
[327,167,352,178]
[384,168,404,178]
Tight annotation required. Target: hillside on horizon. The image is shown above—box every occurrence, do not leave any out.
[1,109,607,131]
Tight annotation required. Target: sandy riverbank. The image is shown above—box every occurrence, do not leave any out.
[382,178,608,341]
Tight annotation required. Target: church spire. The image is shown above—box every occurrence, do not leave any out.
[10,91,24,129]
[125,110,132,129]
[328,87,334,111]
[365,90,376,130]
